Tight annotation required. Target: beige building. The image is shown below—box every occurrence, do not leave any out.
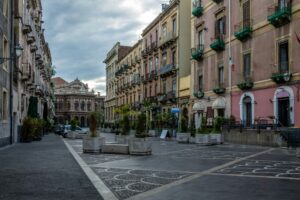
[103,43,131,124]
[0,0,54,146]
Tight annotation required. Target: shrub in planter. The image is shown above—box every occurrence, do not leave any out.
[83,113,100,153]
[129,112,152,155]
[21,117,35,142]
[121,115,130,136]
[196,117,210,145]
[210,117,224,144]
[177,116,190,143]
[32,118,44,141]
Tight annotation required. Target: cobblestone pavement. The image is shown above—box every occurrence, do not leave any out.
[215,159,300,178]
[64,134,300,200]
[92,167,193,199]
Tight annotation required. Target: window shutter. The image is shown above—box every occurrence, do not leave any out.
[222,16,226,35]
[215,20,219,38]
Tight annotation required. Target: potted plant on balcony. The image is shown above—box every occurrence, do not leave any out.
[195,117,211,145]
[210,117,224,145]
[129,112,152,155]
[21,117,35,143]
[83,113,100,153]
[177,116,191,143]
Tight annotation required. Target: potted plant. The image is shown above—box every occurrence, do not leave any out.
[210,117,224,144]
[128,112,152,155]
[177,116,191,143]
[21,117,35,143]
[83,113,100,153]
[67,119,78,139]
[189,118,196,144]
[196,117,211,145]
[114,105,133,144]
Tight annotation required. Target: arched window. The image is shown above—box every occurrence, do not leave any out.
[75,101,79,111]
[87,102,91,111]
[81,101,85,111]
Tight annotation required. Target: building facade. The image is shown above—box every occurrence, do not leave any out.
[191,0,300,128]
[53,77,105,127]
[0,0,12,146]
[0,0,53,147]
[104,42,131,124]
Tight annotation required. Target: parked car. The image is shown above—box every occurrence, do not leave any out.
[62,125,88,138]
[75,126,88,135]
[62,125,71,138]
[54,124,64,135]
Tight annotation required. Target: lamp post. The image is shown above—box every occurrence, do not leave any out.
[0,44,23,64]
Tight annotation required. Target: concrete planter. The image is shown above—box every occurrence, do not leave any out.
[99,137,106,150]
[83,136,100,153]
[129,130,136,136]
[148,130,156,137]
[177,133,191,143]
[67,131,77,139]
[129,137,152,155]
[195,134,210,145]
[189,136,196,144]
[210,133,222,144]
[115,135,131,144]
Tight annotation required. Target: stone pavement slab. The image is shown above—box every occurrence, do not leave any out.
[0,134,102,200]
[64,135,300,200]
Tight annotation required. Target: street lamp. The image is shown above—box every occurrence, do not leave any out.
[0,44,23,64]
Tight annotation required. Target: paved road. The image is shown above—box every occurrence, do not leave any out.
[65,135,300,200]
[0,134,102,200]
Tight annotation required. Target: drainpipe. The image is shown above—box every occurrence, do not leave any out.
[228,0,232,118]
[9,0,14,144]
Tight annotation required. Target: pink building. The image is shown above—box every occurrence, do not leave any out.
[191,0,300,128]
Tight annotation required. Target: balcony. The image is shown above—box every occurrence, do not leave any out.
[157,94,167,102]
[166,91,176,102]
[191,44,204,61]
[135,56,141,63]
[268,1,292,28]
[212,0,223,3]
[151,42,158,52]
[210,36,225,52]
[192,1,204,17]
[271,71,292,84]
[159,64,176,78]
[234,19,253,41]
[22,24,32,34]
[27,35,35,44]
[213,84,225,94]
[194,90,204,99]
[30,45,38,52]
[159,32,177,49]
[237,77,254,90]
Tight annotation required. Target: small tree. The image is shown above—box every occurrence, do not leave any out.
[89,112,98,137]
[70,119,78,131]
[212,117,224,133]
[136,113,147,137]
[180,116,188,132]
[121,115,130,135]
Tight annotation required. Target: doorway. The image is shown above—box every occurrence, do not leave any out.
[243,96,252,127]
[277,97,290,127]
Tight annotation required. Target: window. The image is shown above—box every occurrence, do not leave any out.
[150,86,152,97]
[243,0,250,28]
[198,30,204,46]
[3,0,8,17]
[278,41,289,73]
[162,24,167,38]
[150,35,152,44]
[279,0,288,9]
[162,52,167,66]
[2,91,8,120]
[172,18,177,34]
[198,75,203,91]
[75,101,79,111]
[172,50,176,66]
[155,30,158,44]
[163,80,166,94]
[144,62,148,75]
[149,58,153,72]
[218,66,224,87]
[87,102,91,111]
[155,84,157,95]
[172,78,177,93]
[144,87,148,98]
[3,38,9,70]
[215,17,226,38]
[243,53,251,78]
[155,56,159,70]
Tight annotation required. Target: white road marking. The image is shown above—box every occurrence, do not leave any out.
[63,139,118,200]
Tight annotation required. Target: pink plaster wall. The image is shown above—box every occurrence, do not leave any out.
[232,87,300,127]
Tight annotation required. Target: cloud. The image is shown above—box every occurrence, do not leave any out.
[42,0,164,95]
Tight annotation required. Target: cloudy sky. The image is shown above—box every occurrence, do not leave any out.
[42,0,165,95]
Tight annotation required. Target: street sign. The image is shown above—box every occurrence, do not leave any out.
[171,108,180,113]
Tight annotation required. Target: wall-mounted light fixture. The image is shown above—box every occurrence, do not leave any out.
[0,44,23,64]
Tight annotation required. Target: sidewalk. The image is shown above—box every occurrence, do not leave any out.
[0,134,103,200]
